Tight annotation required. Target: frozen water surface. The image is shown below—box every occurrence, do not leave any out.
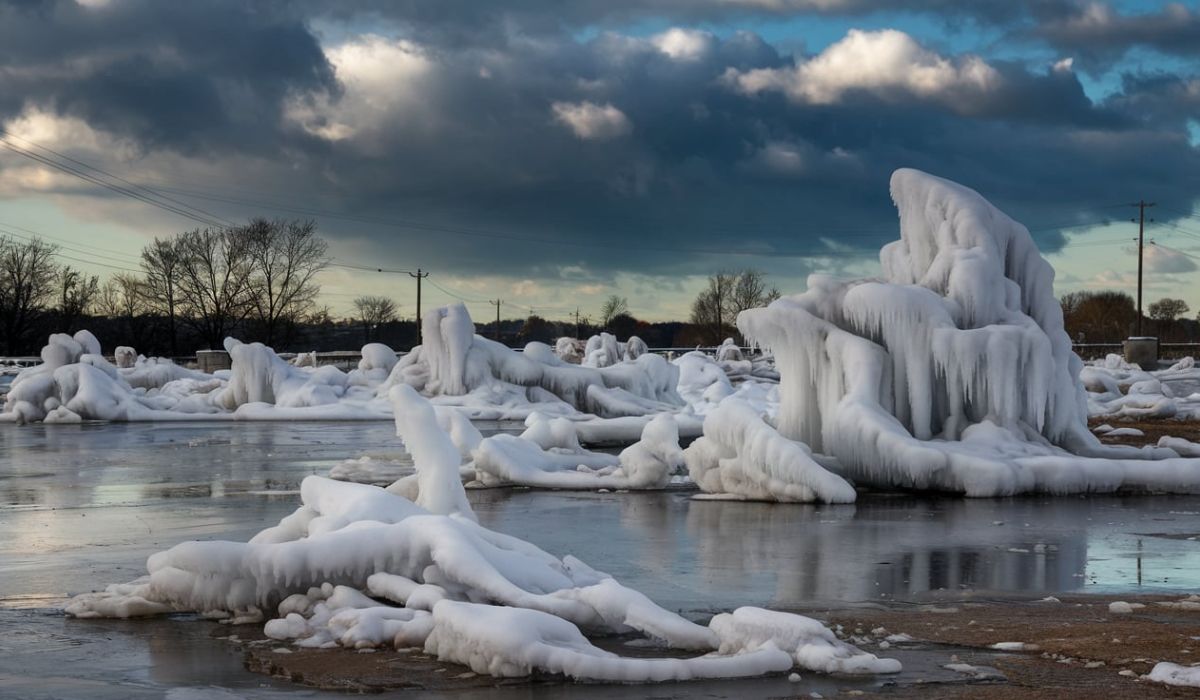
[3,421,1200,698]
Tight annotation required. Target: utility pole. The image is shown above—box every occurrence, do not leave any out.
[1132,201,1156,336]
[490,299,502,341]
[572,308,581,339]
[407,268,430,343]
[714,274,723,345]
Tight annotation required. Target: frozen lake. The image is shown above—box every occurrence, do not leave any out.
[3,421,1200,698]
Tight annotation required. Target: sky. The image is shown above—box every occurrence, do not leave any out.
[0,0,1198,324]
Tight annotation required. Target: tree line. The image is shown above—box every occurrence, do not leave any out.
[0,219,329,356]
[1061,290,1200,343]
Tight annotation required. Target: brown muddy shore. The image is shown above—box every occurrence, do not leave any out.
[233,592,1200,698]
[1091,417,1200,447]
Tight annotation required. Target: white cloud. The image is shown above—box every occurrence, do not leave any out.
[286,35,433,144]
[1144,244,1199,274]
[551,101,632,140]
[726,29,1000,105]
[0,109,138,194]
[651,28,714,62]
[1053,57,1075,74]
[511,279,542,297]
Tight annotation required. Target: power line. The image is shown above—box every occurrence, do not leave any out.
[0,225,143,266]
[0,128,238,229]
[0,135,228,228]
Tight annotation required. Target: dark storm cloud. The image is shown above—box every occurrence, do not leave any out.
[0,0,336,154]
[0,0,1197,282]
[1032,2,1200,67]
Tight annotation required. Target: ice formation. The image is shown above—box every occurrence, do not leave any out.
[1,303,705,425]
[1082,354,1200,420]
[728,169,1200,497]
[65,389,898,683]
[685,399,856,504]
[473,412,685,489]
[384,304,683,419]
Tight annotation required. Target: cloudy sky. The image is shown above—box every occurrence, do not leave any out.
[1,0,1198,323]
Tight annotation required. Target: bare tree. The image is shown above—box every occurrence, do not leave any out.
[100,273,151,348]
[93,278,124,318]
[56,266,99,332]
[599,295,629,328]
[0,235,59,354]
[353,295,397,342]
[244,218,329,347]
[1149,297,1190,322]
[1061,291,1136,342]
[175,227,255,349]
[140,237,184,355]
[689,269,779,344]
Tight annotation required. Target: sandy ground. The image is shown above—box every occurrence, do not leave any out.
[1091,417,1200,447]
[231,593,1200,697]
[829,593,1200,698]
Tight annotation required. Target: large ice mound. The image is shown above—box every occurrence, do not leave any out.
[729,169,1200,497]
[65,389,898,683]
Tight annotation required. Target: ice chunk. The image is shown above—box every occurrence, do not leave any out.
[1148,662,1200,687]
[685,399,856,504]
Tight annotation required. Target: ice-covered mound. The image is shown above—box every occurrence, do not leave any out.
[0,331,221,422]
[1083,354,1200,420]
[685,399,856,503]
[385,304,683,419]
[734,169,1200,496]
[473,412,685,489]
[65,389,898,683]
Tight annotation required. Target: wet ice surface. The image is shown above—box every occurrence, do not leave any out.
[3,421,1200,698]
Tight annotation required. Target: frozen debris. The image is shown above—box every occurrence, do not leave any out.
[943,663,1003,680]
[1084,354,1200,421]
[990,642,1039,651]
[1154,595,1200,612]
[63,391,900,683]
[684,399,856,504]
[1159,436,1200,458]
[472,413,685,490]
[1092,424,1114,434]
[2,306,705,424]
[388,304,684,419]
[1104,428,1144,438]
[554,337,582,363]
[715,338,745,363]
[1108,601,1145,614]
[1148,662,1200,688]
[114,346,137,369]
[731,169,1200,497]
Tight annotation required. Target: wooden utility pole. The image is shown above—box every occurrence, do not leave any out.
[714,274,723,344]
[407,268,430,343]
[572,308,582,338]
[490,299,502,340]
[1133,201,1156,336]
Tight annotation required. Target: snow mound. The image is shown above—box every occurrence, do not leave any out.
[473,412,684,489]
[385,303,683,419]
[734,169,1200,497]
[1148,661,1200,688]
[1084,355,1200,421]
[684,399,856,504]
